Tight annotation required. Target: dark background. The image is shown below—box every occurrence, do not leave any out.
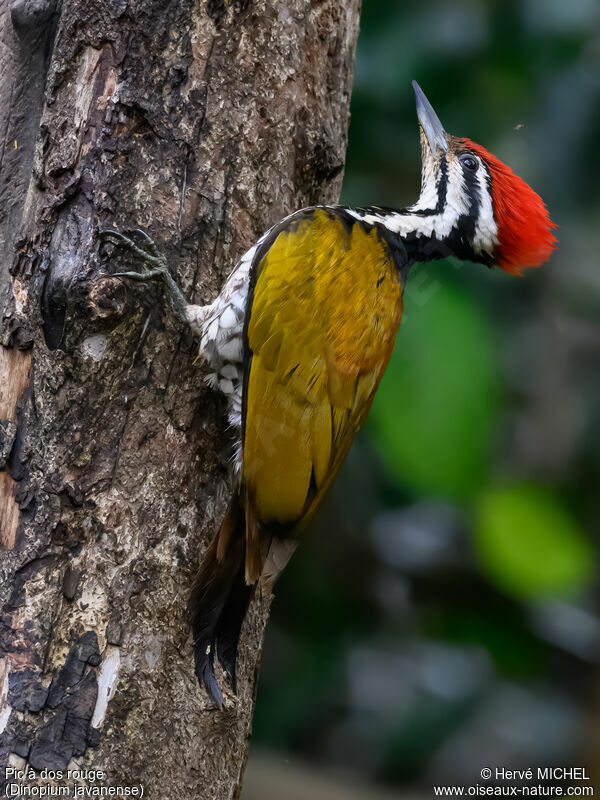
[244,1,600,796]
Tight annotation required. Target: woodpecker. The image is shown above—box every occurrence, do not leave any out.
[101,81,557,707]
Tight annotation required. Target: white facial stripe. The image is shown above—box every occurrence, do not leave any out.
[409,155,439,212]
[472,164,498,253]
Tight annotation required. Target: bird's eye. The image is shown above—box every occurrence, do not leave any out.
[460,154,478,171]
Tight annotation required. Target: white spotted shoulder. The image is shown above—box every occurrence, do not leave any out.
[189,244,256,444]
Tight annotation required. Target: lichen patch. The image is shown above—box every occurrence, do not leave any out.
[81,334,108,362]
[91,646,121,729]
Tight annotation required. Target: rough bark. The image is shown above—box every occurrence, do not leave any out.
[0,0,360,796]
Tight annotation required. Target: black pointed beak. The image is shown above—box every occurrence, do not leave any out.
[412,80,448,154]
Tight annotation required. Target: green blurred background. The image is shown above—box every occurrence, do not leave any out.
[244,1,600,796]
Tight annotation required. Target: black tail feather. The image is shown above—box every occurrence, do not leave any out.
[215,561,254,692]
[199,642,225,709]
[189,496,254,706]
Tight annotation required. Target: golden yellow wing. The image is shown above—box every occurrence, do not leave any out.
[244,208,404,530]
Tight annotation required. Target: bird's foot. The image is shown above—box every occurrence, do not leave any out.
[99,228,189,323]
[101,228,165,273]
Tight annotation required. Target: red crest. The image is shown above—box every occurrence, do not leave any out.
[462,139,558,275]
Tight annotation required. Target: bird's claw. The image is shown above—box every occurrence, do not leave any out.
[98,228,190,323]
[133,228,159,256]
[100,229,170,282]
[111,267,171,282]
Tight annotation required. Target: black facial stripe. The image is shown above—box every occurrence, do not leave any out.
[428,160,482,263]
[454,157,481,242]
[443,163,495,265]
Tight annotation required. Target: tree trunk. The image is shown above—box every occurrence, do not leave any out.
[0,0,360,796]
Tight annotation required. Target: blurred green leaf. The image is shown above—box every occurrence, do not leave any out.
[367,269,500,499]
[474,485,593,599]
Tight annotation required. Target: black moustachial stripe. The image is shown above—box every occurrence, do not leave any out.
[456,158,481,241]
[441,160,494,266]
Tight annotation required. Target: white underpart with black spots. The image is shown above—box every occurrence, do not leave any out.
[184,246,253,465]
